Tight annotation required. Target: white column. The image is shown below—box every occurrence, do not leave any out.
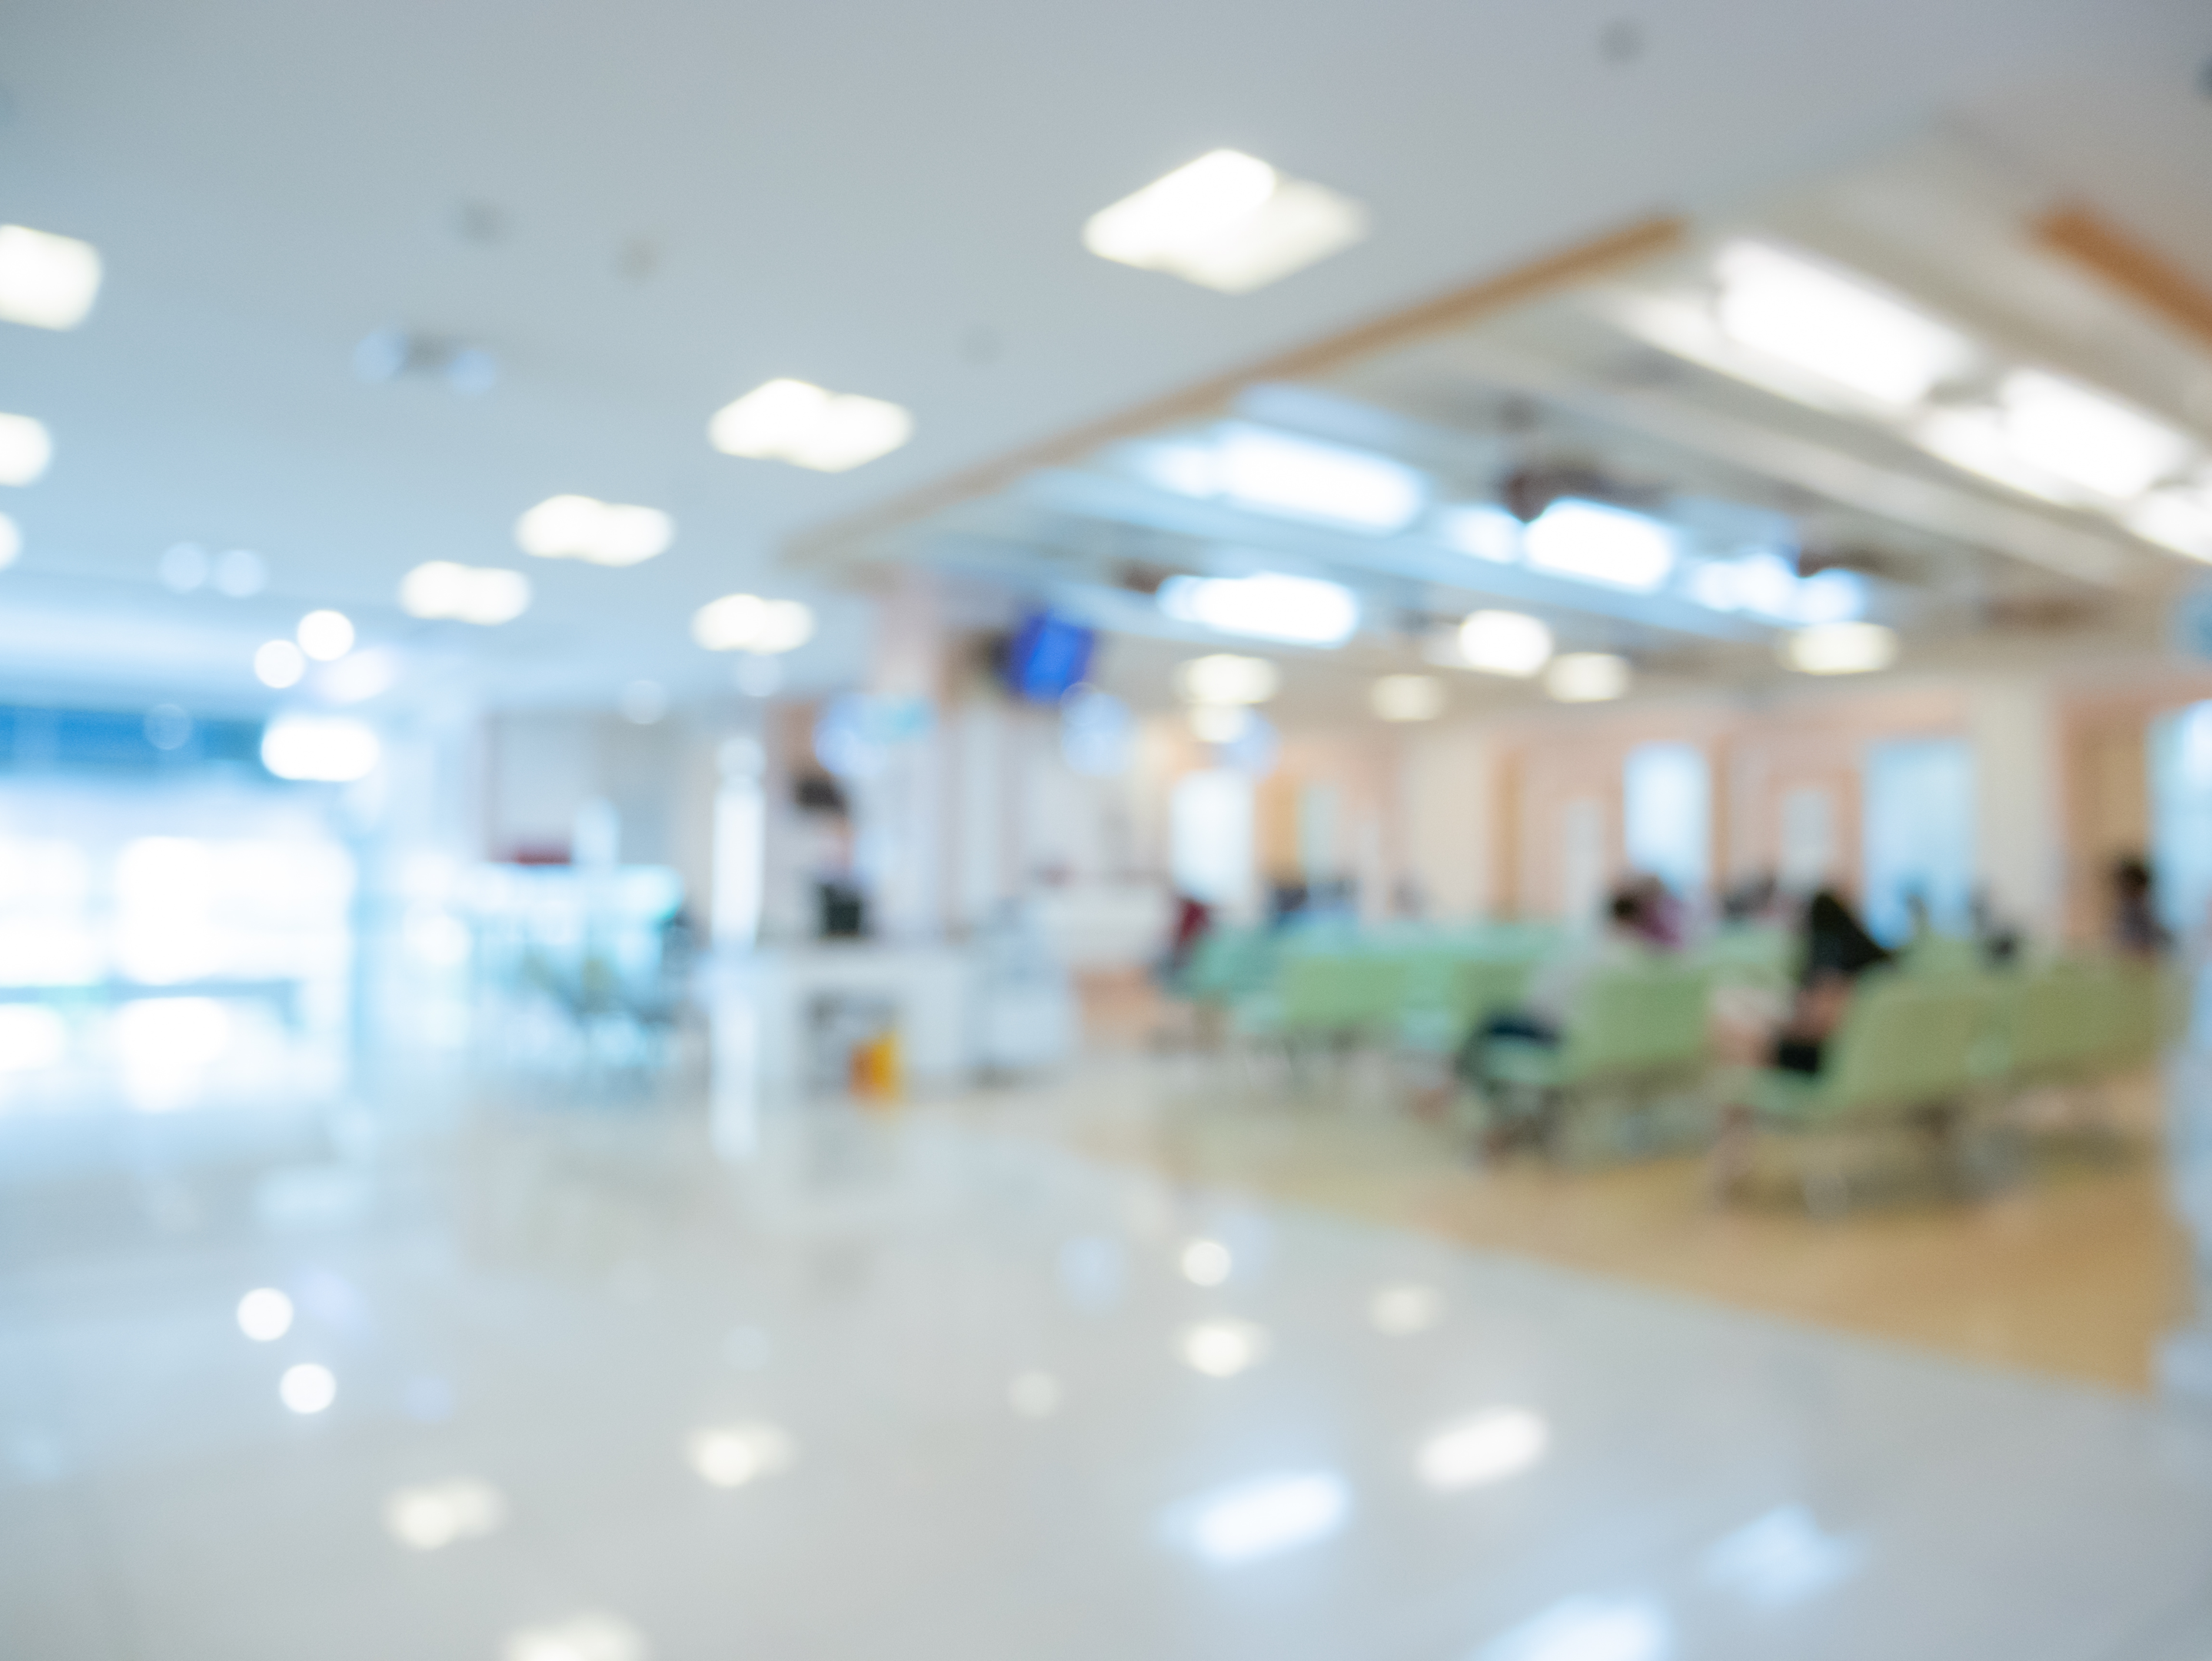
[1968,676,2062,943]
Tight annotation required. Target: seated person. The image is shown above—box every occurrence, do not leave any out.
[1460,887,1651,1074]
[1769,888,1892,1074]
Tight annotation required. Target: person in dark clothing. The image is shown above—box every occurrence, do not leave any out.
[2111,856,2170,960]
[1771,887,1892,1073]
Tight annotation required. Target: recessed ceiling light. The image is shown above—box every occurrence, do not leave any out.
[0,225,103,330]
[278,1362,337,1414]
[1435,504,1524,561]
[1175,654,1279,705]
[1544,652,1632,703]
[1714,241,1968,406]
[0,413,52,485]
[1084,150,1368,295]
[262,715,381,782]
[296,609,354,662]
[515,495,674,566]
[1170,1472,1350,1564]
[1523,500,1675,591]
[1370,674,1447,721]
[686,1423,797,1488]
[384,1479,508,1551]
[1457,610,1554,677]
[1996,371,2196,501]
[235,1288,293,1341]
[1158,571,1360,645]
[2130,488,2212,561]
[502,1614,649,1661]
[692,594,817,654]
[1187,704,1250,744]
[399,561,532,624]
[254,640,305,689]
[1781,621,1897,675]
[708,379,913,472]
[1417,1409,1549,1490]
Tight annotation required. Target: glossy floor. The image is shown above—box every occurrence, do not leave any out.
[5,1063,2212,1660]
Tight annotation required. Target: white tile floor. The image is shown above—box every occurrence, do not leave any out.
[4,1083,2212,1661]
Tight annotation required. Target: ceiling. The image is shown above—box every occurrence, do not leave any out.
[0,0,2205,719]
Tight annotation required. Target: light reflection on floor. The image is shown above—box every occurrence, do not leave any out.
[2,1057,2211,1659]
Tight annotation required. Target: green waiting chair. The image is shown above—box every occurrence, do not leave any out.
[1479,965,1712,1160]
[1732,976,1992,1210]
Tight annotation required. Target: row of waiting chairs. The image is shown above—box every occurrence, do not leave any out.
[1176,922,2177,1203]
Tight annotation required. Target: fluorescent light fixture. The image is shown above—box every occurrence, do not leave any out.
[1175,654,1279,705]
[400,561,532,624]
[1371,674,1447,722]
[1188,704,1252,744]
[1369,1283,1442,1334]
[279,1362,337,1414]
[1438,504,1524,561]
[1458,610,1553,677]
[686,1422,797,1488]
[296,609,354,661]
[1179,1319,1269,1378]
[1418,1408,1549,1490]
[709,378,913,472]
[0,225,103,330]
[1213,427,1422,531]
[236,1288,293,1341]
[1524,500,1675,591]
[1997,370,2195,501]
[1545,652,1631,703]
[1083,149,1367,295]
[0,414,52,485]
[384,1480,508,1551]
[254,640,306,689]
[1715,241,1968,406]
[1688,553,1863,625]
[1169,1472,1350,1565]
[262,715,381,782]
[692,594,817,654]
[503,1614,649,1661]
[1782,621,1896,675]
[1475,1596,1671,1661]
[1180,1238,1232,1285]
[1159,571,1359,644]
[0,511,18,569]
[515,495,674,567]
[2131,488,2212,561]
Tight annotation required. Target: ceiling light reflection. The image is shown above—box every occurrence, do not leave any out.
[254,640,305,689]
[384,1478,508,1550]
[279,1362,337,1414]
[0,414,53,485]
[1418,1408,1548,1490]
[1369,1283,1442,1334]
[296,609,354,662]
[236,1287,294,1341]
[1168,1471,1350,1564]
[1544,653,1632,704]
[401,561,531,624]
[503,1613,650,1661]
[0,225,103,330]
[1179,1320,1268,1378]
[686,1422,797,1488]
[1781,621,1897,676]
[1179,1238,1232,1286]
[261,716,381,782]
[1158,571,1360,646]
[1475,1595,1671,1661]
[1524,501,1675,592]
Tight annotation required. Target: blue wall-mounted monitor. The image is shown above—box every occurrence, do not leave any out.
[1002,611,1096,704]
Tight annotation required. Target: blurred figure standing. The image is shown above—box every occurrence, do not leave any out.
[2111,855,2170,960]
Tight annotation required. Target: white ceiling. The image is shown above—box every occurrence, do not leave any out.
[0,0,2204,716]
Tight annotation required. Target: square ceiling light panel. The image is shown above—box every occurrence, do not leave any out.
[709,380,913,472]
[0,226,102,330]
[1713,241,1971,408]
[1084,150,1368,295]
